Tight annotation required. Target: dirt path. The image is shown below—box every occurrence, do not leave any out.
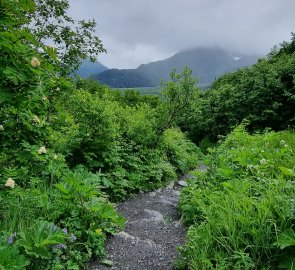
[88,179,188,270]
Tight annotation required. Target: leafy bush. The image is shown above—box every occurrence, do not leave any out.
[161,128,202,174]
[178,125,295,269]
[0,167,124,269]
[51,79,201,201]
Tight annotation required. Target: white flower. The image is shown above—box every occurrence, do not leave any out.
[53,154,58,160]
[5,178,15,188]
[260,158,266,165]
[42,96,48,101]
[38,146,47,154]
[246,165,254,170]
[31,57,40,68]
[0,125,4,131]
[280,140,286,146]
[32,115,40,124]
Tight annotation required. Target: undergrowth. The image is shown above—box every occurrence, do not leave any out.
[177,125,295,269]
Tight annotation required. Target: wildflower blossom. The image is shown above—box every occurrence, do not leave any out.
[279,140,289,148]
[70,233,77,241]
[53,154,58,160]
[5,178,15,188]
[42,96,48,101]
[0,125,4,131]
[31,57,40,68]
[260,158,266,165]
[246,165,254,170]
[33,115,40,124]
[38,146,47,154]
[62,228,68,234]
[54,244,67,249]
[7,232,16,244]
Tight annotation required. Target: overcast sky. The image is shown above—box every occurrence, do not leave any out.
[68,0,295,69]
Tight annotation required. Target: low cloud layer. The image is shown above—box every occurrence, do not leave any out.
[69,0,295,68]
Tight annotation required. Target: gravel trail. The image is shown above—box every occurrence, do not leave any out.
[88,179,188,270]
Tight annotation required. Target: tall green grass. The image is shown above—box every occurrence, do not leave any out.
[178,125,295,269]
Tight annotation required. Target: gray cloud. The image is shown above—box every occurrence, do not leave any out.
[69,0,295,68]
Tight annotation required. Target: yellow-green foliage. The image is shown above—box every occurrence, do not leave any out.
[178,125,295,269]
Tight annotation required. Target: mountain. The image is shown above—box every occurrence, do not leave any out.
[76,58,108,78]
[94,47,259,88]
[95,69,153,88]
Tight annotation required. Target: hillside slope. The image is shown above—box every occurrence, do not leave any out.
[76,58,108,78]
[94,47,259,88]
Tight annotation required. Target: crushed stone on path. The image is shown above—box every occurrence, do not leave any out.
[88,180,188,270]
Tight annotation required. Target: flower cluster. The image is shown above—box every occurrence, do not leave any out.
[260,158,267,165]
[0,124,4,131]
[246,164,259,171]
[54,244,67,249]
[7,232,16,244]
[70,233,77,241]
[31,57,41,68]
[32,115,40,124]
[38,146,47,154]
[5,178,15,188]
[280,140,288,148]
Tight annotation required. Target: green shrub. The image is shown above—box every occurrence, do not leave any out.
[0,234,29,270]
[0,167,125,269]
[178,126,295,269]
[161,128,202,174]
[185,34,295,143]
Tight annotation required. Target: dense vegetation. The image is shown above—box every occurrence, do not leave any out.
[174,34,295,269]
[94,68,153,88]
[177,125,295,269]
[183,34,295,144]
[0,1,200,269]
[1,0,294,269]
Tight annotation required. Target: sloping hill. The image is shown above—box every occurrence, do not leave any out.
[94,47,259,88]
[95,69,153,88]
[76,58,108,78]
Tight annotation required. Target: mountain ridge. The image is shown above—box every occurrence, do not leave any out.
[93,47,260,88]
[76,58,108,78]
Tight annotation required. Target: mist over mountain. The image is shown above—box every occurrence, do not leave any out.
[93,47,260,88]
